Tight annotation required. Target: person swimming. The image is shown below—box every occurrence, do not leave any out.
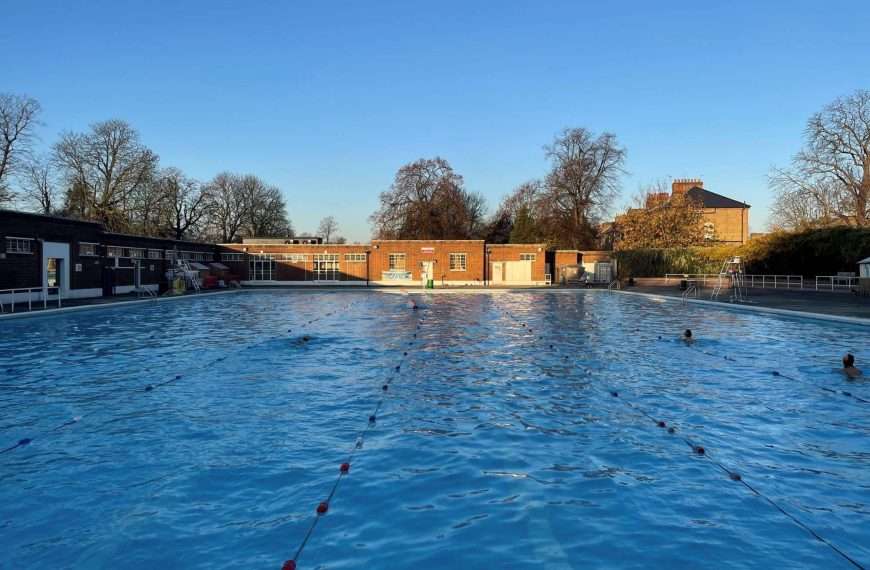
[682,329,694,344]
[842,353,862,379]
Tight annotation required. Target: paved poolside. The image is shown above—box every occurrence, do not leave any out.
[627,283,870,319]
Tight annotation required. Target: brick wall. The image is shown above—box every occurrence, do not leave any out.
[370,240,485,285]
[702,208,749,244]
[487,244,548,283]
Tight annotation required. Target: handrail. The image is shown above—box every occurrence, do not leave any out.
[607,279,621,293]
[665,273,803,289]
[0,286,62,313]
[682,283,698,303]
[815,275,859,290]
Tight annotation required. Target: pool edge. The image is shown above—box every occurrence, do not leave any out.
[612,288,870,326]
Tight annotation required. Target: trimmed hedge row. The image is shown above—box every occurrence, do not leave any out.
[613,228,870,278]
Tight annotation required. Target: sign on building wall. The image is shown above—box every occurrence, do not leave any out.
[75,263,82,272]
[421,247,435,253]
[382,270,413,280]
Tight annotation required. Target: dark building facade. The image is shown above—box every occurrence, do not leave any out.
[0,210,217,304]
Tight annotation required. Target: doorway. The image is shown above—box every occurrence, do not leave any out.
[42,241,70,299]
[46,258,62,289]
[421,261,434,286]
[249,255,275,281]
[313,254,339,281]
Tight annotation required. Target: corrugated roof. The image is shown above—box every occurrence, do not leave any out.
[686,187,750,209]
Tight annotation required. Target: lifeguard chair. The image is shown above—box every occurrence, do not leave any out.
[712,256,747,302]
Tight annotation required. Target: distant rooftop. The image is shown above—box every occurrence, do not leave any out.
[241,236,323,244]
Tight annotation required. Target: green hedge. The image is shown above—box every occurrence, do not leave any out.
[614,228,870,278]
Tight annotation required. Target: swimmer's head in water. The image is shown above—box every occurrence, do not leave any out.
[683,329,693,339]
[844,353,855,368]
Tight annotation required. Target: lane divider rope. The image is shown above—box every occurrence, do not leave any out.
[0,298,361,457]
[500,304,866,570]
[281,299,425,569]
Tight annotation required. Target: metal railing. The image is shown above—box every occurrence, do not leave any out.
[665,273,803,289]
[607,279,621,293]
[743,274,803,289]
[0,286,62,313]
[815,275,859,290]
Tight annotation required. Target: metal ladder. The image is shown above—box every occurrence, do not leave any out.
[682,282,698,304]
[178,260,201,292]
[607,279,621,293]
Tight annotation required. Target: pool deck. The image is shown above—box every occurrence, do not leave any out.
[624,281,870,320]
[3,283,870,323]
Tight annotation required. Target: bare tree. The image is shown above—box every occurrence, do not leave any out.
[769,170,844,230]
[318,215,339,242]
[542,127,626,248]
[771,89,870,228]
[238,175,292,238]
[157,168,210,240]
[203,172,247,243]
[371,157,487,239]
[54,119,158,230]
[0,93,42,204]
[20,155,57,214]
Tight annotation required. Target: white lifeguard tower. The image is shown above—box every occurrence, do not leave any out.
[712,256,747,302]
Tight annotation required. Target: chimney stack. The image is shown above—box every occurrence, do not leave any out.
[672,178,703,196]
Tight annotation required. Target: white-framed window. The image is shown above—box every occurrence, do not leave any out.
[519,253,536,261]
[221,253,244,262]
[345,253,366,262]
[449,253,467,271]
[282,254,308,262]
[703,221,716,241]
[148,249,163,260]
[106,246,124,258]
[5,237,34,254]
[79,242,98,257]
[129,248,145,259]
[388,253,406,270]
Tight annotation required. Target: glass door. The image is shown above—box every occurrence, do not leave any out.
[249,255,274,281]
[313,254,339,281]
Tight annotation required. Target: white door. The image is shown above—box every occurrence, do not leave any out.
[421,261,434,285]
[491,262,504,283]
[504,260,532,282]
[595,262,612,283]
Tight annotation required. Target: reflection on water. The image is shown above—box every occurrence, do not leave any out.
[0,290,868,569]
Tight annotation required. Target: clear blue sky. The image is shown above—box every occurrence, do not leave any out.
[2,1,868,241]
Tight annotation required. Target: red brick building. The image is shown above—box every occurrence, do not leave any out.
[218,239,551,286]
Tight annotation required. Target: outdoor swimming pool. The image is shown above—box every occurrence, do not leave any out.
[1,290,868,569]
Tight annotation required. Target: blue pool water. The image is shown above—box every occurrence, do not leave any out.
[1,290,869,569]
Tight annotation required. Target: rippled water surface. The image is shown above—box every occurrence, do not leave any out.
[1,290,869,569]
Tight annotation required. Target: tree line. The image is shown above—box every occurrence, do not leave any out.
[371,127,627,249]
[0,95,292,242]
[8,88,864,248]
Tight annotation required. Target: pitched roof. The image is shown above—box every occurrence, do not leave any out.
[686,187,750,209]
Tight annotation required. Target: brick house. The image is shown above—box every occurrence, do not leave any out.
[671,179,751,245]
